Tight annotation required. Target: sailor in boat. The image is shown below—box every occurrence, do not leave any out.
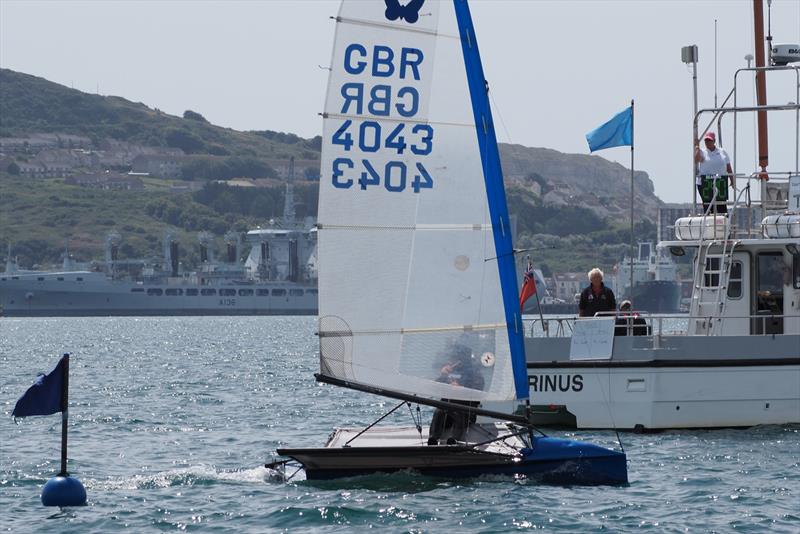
[578,268,617,317]
[614,300,649,336]
[427,337,485,446]
[694,131,734,214]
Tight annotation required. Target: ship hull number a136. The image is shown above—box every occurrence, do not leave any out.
[331,42,434,194]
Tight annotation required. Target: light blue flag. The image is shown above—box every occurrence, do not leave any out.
[585,106,632,152]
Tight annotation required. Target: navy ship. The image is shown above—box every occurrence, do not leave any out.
[0,183,318,317]
[614,242,681,313]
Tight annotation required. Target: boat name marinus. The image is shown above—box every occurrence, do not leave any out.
[529,374,584,392]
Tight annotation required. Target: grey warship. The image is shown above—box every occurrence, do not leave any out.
[0,184,318,317]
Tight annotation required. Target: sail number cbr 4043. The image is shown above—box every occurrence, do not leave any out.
[330,119,434,193]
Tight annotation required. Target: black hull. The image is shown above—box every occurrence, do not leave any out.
[277,439,628,486]
[628,281,680,313]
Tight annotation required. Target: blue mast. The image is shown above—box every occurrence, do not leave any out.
[453,0,528,400]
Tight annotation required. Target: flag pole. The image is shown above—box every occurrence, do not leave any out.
[59,353,69,477]
[629,99,635,302]
[528,256,548,335]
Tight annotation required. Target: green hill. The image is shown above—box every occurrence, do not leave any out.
[0,68,657,274]
[0,68,320,160]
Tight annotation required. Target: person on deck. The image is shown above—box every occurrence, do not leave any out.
[694,131,734,214]
[579,268,616,317]
[427,340,484,446]
[614,300,649,336]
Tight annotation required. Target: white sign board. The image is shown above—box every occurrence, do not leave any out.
[789,175,800,213]
[569,318,616,360]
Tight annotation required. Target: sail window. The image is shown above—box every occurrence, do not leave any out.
[201,288,217,296]
[289,289,304,296]
[185,288,199,296]
[238,289,254,296]
[165,288,183,296]
[220,288,236,296]
[257,289,270,296]
[727,261,743,298]
[147,288,163,296]
[271,289,286,297]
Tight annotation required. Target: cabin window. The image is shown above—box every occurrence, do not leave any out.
[793,253,800,289]
[130,288,144,293]
[220,288,236,296]
[289,289,304,296]
[76,277,83,281]
[147,288,163,296]
[201,288,216,296]
[257,289,270,296]
[727,261,743,298]
[185,288,199,296]
[165,288,183,296]
[238,289,254,296]
[57,277,64,281]
[754,252,784,335]
[703,257,720,287]
[307,289,318,295]
[272,289,286,297]
[38,276,45,281]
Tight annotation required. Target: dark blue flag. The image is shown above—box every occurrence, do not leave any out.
[12,357,66,418]
[586,106,633,152]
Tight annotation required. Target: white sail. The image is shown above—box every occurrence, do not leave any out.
[318,0,524,403]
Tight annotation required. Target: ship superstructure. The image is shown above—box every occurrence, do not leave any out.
[1,180,319,317]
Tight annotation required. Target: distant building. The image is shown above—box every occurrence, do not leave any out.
[550,272,584,302]
[131,154,184,178]
[265,158,320,181]
[65,172,144,190]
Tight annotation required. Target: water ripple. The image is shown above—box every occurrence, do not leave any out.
[1,317,798,533]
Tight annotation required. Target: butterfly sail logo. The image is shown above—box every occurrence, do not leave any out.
[384,0,425,24]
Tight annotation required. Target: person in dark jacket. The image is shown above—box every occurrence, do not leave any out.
[428,340,484,446]
[579,268,616,317]
[614,300,649,336]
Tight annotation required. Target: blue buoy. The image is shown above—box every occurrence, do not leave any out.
[41,475,87,507]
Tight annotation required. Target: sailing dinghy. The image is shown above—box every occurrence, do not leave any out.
[275,0,628,485]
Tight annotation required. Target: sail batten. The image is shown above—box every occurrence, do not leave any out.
[324,112,476,129]
[318,0,523,404]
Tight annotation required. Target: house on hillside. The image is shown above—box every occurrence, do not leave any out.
[265,158,320,181]
[65,172,144,190]
[550,272,584,302]
[131,154,184,178]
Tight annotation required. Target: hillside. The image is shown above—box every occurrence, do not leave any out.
[0,68,662,274]
[0,68,320,160]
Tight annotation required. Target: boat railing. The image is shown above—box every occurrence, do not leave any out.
[686,172,796,239]
[523,311,799,339]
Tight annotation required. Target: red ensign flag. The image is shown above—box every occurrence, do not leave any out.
[519,258,537,310]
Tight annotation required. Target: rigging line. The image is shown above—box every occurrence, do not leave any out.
[406,401,423,437]
[485,246,557,262]
[488,90,514,145]
[344,401,407,446]
[591,361,623,453]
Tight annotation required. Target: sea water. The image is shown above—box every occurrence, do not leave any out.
[1,317,797,532]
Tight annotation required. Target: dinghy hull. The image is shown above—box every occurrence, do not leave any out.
[277,435,627,485]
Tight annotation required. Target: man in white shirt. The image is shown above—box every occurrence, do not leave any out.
[694,131,734,214]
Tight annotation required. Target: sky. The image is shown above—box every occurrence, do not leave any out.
[1,0,799,203]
